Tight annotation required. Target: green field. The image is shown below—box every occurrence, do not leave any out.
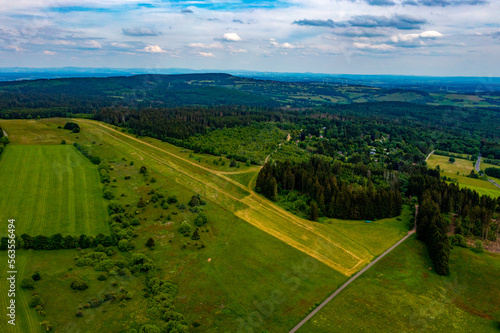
[427,154,500,198]
[0,145,110,236]
[299,236,500,332]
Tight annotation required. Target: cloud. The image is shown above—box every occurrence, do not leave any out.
[365,0,396,6]
[83,40,102,49]
[403,0,487,6]
[144,45,166,53]
[181,9,194,13]
[390,30,443,43]
[122,27,161,37]
[43,50,56,55]
[188,42,223,49]
[353,42,394,51]
[233,19,244,24]
[197,52,214,57]
[294,14,426,31]
[349,15,426,30]
[222,32,242,42]
[293,19,338,28]
[270,39,295,49]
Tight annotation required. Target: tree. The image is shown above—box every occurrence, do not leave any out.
[137,197,146,208]
[21,278,35,290]
[310,201,319,221]
[449,157,455,163]
[61,140,66,145]
[139,324,160,333]
[194,213,208,226]
[230,159,237,167]
[178,222,192,236]
[70,279,89,291]
[32,272,41,281]
[103,190,114,200]
[145,237,155,248]
[191,229,200,240]
[140,166,147,174]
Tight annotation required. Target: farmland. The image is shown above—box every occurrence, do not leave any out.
[426,154,500,198]
[0,144,109,236]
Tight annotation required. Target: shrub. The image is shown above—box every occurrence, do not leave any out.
[61,140,66,145]
[150,177,157,183]
[139,324,160,333]
[145,237,155,248]
[167,195,178,204]
[178,222,192,235]
[230,159,237,167]
[29,295,44,307]
[70,279,89,291]
[103,190,114,200]
[118,239,136,252]
[130,161,134,166]
[21,278,35,290]
[140,166,147,174]
[191,229,200,240]
[194,213,208,226]
[137,197,146,208]
[473,240,485,253]
[131,219,140,226]
[32,272,41,281]
[162,203,169,210]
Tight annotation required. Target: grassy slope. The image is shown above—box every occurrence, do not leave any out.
[0,145,109,236]
[427,155,500,198]
[299,236,500,332]
[0,118,427,332]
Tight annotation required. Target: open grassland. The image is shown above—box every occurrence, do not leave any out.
[0,145,109,236]
[299,236,500,332]
[77,119,409,276]
[427,154,500,198]
[0,118,413,331]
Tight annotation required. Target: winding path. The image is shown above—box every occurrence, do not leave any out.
[289,206,418,333]
[425,150,434,162]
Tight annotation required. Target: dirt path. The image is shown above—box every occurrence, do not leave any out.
[1,128,7,137]
[425,150,434,162]
[289,206,418,333]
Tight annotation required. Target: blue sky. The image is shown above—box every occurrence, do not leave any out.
[0,0,499,76]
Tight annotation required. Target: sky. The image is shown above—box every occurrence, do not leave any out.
[0,0,499,76]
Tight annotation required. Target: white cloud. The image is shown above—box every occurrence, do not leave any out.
[84,40,102,49]
[188,42,223,49]
[353,42,394,51]
[391,30,443,43]
[197,52,215,57]
[223,33,242,42]
[270,39,296,49]
[43,50,56,55]
[144,45,166,53]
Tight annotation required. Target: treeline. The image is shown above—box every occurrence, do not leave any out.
[485,167,500,178]
[415,192,451,275]
[256,156,402,220]
[73,142,101,165]
[0,233,116,250]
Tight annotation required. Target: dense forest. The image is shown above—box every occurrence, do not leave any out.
[256,156,402,220]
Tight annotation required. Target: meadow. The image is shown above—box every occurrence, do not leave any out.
[0,144,109,236]
[299,236,500,332]
[427,154,500,198]
[0,118,414,332]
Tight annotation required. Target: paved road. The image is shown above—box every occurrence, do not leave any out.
[488,179,500,189]
[425,150,435,162]
[289,207,418,333]
[475,154,481,172]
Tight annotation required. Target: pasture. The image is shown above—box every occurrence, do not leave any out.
[299,236,500,332]
[427,154,500,198]
[0,145,109,236]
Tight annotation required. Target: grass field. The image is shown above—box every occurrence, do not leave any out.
[299,236,500,332]
[427,154,500,198]
[0,118,424,332]
[75,119,411,276]
[0,145,110,236]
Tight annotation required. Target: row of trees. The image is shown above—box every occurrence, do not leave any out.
[256,156,402,220]
[0,233,116,251]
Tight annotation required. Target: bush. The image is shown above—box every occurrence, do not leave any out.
[178,222,192,235]
[150,177,157,183]
[29,295,44,308]
[97,273,108,281]
[118,239,136,252]
[450,234,467,248]
[140,166,147,174]
[473,240,485,253]
[137,197,146,208]
[70,279,89,291]
[139,324,160,333]
[145,237,155,248]
[21,278,35,290]
[194,213,208,226]
[103,190,114,200]
[167,195,178,204]
[32,272,41,281]
[61,140,66,145]
[230,159,237,167]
